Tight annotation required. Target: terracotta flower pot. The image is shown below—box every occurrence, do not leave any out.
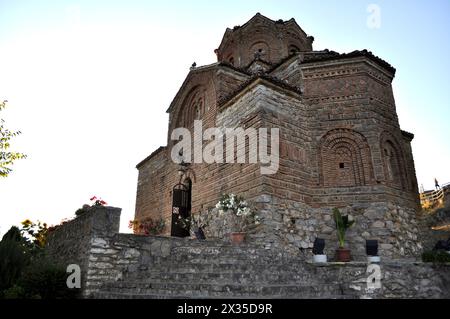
[230,232,246,244]
[335,248,351,262]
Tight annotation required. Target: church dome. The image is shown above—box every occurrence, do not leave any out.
[215,13,314,69]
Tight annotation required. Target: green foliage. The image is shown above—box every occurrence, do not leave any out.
[0,227,31,293]
[176,211,209,231]
[0,100,27,177]
[75,197,107,216]
[9,259,79,299]
[129,217,166,235]
[2,285,26,299]
[0,223,75,299]
[89,196,107,207]
[215,193,261,232]
[422,250,450,263]
[20,219,49,249]
[333,208,355,248]
[75,204,91,216]
[1,225,23,242]
[0,225,78,299]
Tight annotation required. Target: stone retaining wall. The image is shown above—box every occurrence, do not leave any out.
[258,196,422,259]
[45,206,450,298]
[45,206,121,293]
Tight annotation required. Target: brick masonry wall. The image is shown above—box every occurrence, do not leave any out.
[299,58,419,207]
[216,14,312,68]
[135,19,421,259]
[135,61,421,251]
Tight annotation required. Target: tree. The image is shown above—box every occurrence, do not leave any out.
[0,222,78,299]
[0,227,31,292]
[0,100,27,177]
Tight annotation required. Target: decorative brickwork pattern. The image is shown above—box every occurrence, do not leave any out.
[135,13,421,256]
[319,129,374,188]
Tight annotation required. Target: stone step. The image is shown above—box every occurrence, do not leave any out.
[171,245,286,255]
[170,243,298,255]
[94,291,188,299]
[169,255,302,265]
[92,241,366,299]
[165,253,296,264]
[130,261,309,275]
[172,242,270,250]
[103,281,344,298]
[94,290,356,299]
[120,271,314,285]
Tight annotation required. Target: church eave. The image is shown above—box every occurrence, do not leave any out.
[218,74,303,110]
[401,130,415,141]
[136,146,167,169]
[268,53,301,74]
[302,49,396,75]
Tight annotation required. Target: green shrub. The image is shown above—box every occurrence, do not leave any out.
[422,250,450,263]
[2,285,27,299]
[333,208,355,248]
[14,260,79,299]
[0,227,31,293]
[1,225,78,299]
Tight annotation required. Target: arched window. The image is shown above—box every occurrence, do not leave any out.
[319,129,374,187]
[289,45,300,55]
[250,41,270,61]
[192,98,203,120]
[184,107,190,127]
[175,87,207,129]
[380,134,407,190]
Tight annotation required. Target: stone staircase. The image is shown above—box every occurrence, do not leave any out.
[45,207,450,299]
[94,242,358,299]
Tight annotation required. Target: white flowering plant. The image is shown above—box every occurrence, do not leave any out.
[176,210,209,231]
[215,193,260,232]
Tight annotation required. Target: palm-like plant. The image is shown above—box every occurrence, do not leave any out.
[333,208,355,248]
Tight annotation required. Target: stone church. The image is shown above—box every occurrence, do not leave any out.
[134,13,421,259]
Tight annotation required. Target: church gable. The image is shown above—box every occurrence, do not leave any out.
[168,64,251,136]
[269,53,304,89]
[167,67,216,133]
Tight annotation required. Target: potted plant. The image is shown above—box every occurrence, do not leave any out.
[215,193,260,244]
[177,212,208,240]
[312,238,327,263]
[128,217,165,236]
[366,240,381,263]
[333,208,355,262]
[75,196,107,216]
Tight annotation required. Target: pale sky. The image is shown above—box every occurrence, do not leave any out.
[1,0,449,237]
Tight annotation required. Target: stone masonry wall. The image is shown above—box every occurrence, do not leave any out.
[45,206,121,294]
[45,207,449,299]
[251,195,422,259]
